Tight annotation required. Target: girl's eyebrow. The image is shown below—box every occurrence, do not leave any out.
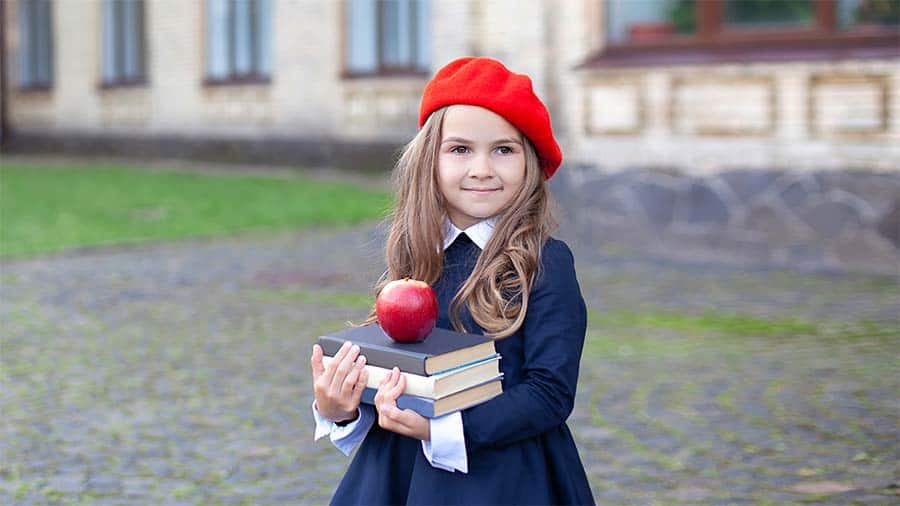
[441,136,522,146]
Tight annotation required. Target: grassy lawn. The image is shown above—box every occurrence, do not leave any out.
[0,163,392,258]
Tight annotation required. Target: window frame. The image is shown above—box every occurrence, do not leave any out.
[99,0,148,89]
[341,0,430,79]
[203,0,271,86]
[582,0,900,68]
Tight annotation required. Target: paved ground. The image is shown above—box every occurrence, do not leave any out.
[1,223,898,505]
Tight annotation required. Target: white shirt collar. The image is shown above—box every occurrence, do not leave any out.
[443,217,496,251]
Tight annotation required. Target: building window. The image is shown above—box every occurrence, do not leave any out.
[102,0,147,86]
[205,0,272,83]
[724,0,815,29]
[839,0,900,29]
[606,0,898,45]
[345,0,430,76]
[590,0,899,67]
[17,0,54,89]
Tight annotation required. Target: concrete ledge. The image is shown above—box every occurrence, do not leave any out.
[3,132,403,174]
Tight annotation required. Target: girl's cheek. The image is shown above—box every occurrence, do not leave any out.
[438,152,458,165]
[496,155,526,173]
[439,157,465,173]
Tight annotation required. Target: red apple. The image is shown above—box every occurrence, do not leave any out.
[375,278,439,342]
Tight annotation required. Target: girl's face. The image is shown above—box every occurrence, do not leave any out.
[437,105,526,230]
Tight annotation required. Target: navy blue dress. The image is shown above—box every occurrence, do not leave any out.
[331,233,594,505]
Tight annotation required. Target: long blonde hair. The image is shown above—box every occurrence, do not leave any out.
[363,107,556,338]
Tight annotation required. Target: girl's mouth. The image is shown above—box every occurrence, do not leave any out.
[463,188,501,194]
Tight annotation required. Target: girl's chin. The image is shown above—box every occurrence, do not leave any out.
[464,204,500,215]
[450,211,494,227]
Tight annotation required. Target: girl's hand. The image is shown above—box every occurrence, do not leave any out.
[374,367,431,441]
[311,341,368,423]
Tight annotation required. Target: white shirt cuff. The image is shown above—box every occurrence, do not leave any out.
[312,401,375,456]
[421,411,468,473]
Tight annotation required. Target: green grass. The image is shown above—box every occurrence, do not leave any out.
[590,309,822,336]
[0,164,392,258]
[249,288,373,310]
[584,308,900,359]
[590,308,898,338]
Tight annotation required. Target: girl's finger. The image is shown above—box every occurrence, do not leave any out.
[340,356,365,398]
[375,367,401,403]
[374,376,396,409]
[353,355,369,392]
[373,380,386,405]
[322,341,353,384]
[385,371,406,400]
[351,357,369,401]
[387,367,400,387]
[329,344,360,393]
[378,369,391,387]
[310,344,325,380]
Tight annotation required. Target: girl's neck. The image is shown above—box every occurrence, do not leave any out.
[444,217,497,250]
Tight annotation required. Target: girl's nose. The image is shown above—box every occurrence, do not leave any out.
[468,154,493,178]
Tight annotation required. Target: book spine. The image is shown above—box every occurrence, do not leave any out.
[317,334,428,375]
[360,387,435,418]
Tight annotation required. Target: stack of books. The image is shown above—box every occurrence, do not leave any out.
[317,324,502,418]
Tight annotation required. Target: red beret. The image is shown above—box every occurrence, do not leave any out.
[419,57,562,179]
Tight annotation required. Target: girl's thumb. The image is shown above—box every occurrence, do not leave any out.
[311,344,325,377]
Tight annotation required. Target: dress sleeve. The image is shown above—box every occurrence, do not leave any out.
[312,401,376,456]
[460,240,588,454]
[421,411,468,473]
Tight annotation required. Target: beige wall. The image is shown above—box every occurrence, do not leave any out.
[5,0,899,173]
[572,61,900,174]
[8,0,349,139]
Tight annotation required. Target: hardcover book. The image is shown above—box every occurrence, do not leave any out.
[322,354,501,399]
[359,377,503,418]
[317,324,496,376]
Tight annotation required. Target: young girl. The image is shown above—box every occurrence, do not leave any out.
[310,57,594,505]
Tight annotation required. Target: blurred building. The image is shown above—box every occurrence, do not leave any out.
[2,0,899,272]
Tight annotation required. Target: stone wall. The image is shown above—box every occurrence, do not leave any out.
[554,166,900,275]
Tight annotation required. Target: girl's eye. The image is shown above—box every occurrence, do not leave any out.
[450,146,469,154]
[496,146,513,155]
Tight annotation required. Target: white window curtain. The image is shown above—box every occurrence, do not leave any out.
[122,0,144,79]
[414,0,430,70]
[346,0,377,73]
[206,0,272,80]
[345,0,429,74]
[102,0,145,83]
[18,0,54,87]
[255,0,273,76]
[233,0,253,75]
[206,0,230,80]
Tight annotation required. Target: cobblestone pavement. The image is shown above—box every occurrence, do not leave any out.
[1,224,898,505]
